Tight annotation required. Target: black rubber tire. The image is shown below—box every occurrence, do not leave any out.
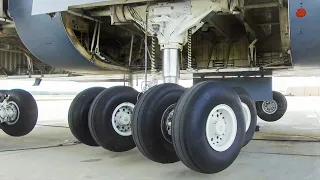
[88,86,138,152]
[172,81,246,174]
[68,87,106,146]
[132,83,185,164]
[256,91,287,122]
[0,90,7,101]
[0,89,38,137]
[0,90,6,130]
[232,87,257,147]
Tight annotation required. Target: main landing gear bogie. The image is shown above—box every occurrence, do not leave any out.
[131,81,251,173]
[69,82,257,174]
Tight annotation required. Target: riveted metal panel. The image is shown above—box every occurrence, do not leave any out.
[290,0,320,67]
[193,77,273,101]
[0,47,28,75]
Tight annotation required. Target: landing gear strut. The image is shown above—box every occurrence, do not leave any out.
[67,0,253,174]
[130,22,247,172]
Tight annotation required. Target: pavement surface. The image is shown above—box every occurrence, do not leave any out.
[0,96,320,180]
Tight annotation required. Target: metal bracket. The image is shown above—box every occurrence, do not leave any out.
[141,79,158,93]
[90,21,105,60]
[193,77,273,101]
[248,39,258,66]
[94,22,105,60]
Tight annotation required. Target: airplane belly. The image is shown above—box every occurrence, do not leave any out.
[290,0,320,67]
[31,0,114,15]
[9,0,117,74]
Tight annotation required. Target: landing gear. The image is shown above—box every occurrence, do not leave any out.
[88,86,138,152]
[233,87,257,147]
[0,89,38,137]
[256,91,287,122]
[68,87,106,146]
[172,81,246,174]
[132,83,185,163]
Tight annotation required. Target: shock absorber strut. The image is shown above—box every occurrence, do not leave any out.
[162,48,180,84]
[129,0,220,84]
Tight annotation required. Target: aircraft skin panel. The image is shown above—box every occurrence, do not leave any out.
[290,0,320,67]
[9,0,107,74]
[10,0,320,75]
[31,0,152,15]
[31,0,113,15]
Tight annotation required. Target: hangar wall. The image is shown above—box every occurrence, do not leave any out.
[286,87,320,96]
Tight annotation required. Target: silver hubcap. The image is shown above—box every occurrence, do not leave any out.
[111,102,134,136]
[206,104,237,152]
[0,100,20,125]
[160,104,175,144]
[262,100,278,115]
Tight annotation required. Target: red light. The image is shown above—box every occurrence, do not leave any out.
[296,8,307,18]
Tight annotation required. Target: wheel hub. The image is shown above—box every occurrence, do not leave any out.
[215,120,226,136]
[161,104,176,143]
[0,96,20,125]
[112,102,135,136]
[206,104,237,152]
[118,115,131,125]
[262,100,278,115]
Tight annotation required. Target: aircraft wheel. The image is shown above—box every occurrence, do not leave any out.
[88,86,138,152]
[68,87,106,146]
[132,83,185,163]
[0,90,8,129]
[232,87,257,147]
[172,81,246,174]
[0,89,38,137]
[256,91,287,122]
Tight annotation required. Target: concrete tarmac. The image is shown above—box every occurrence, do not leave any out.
[0,96,319,180]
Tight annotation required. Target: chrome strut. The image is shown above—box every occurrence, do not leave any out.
[162,48,180,84]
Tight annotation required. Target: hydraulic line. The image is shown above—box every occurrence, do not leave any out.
[144,11,148,85]
[187,29,192,70]
[151,35,156,73]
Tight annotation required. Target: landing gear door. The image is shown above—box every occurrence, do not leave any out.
[289,0,320,66]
